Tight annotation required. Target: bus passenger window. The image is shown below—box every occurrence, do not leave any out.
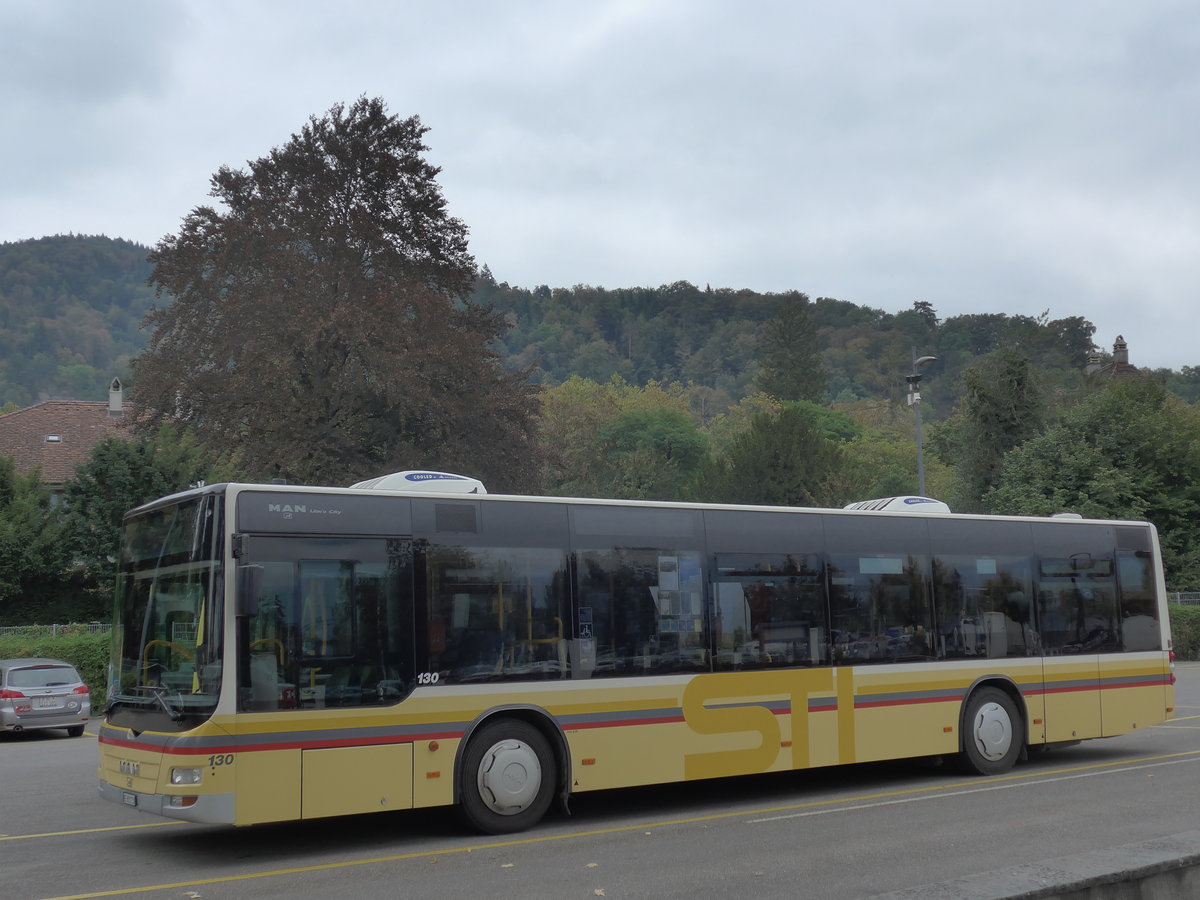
[931,555,1037,659]
[423,545,569,684]
[828,554,933,663]
[575,548,707,677]
[712,553,827,669]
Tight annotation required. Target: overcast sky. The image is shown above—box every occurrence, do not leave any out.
[2,1,1197,370]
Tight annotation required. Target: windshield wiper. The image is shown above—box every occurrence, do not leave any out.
[128,685,185,722]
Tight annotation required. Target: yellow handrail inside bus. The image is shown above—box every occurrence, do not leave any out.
[250,637,286,665]
[141,640,195,684]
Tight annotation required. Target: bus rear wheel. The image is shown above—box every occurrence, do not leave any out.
[960,686,1022,775]
[458,718,555,834]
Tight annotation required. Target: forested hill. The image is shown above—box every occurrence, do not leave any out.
[3,235,1197,414]
[0,235,155,406]
[474,273,1179,417]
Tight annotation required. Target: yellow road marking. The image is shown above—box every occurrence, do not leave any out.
[0,821,182,842]
[38,747,1200,900]
[748,755,1200,823]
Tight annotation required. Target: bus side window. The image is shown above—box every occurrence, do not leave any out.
[1117,549,1161,651]
[931,554,1037,659]
[423,545,569,684]
[575,547,707,677]
[828,554,934,663]
[712,553,827,670]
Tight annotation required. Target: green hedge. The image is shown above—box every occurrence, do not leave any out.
[0,628,110,708]
[1169,604,1200,661]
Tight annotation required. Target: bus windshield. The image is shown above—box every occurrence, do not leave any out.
[107,493,223,732]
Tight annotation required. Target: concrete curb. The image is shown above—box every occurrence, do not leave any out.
[868,830,1200,899]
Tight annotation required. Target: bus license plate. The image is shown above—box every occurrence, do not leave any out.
[122,792,138,807]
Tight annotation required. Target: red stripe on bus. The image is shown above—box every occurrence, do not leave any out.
[98,730,466,755]
[567,715,685,730]
[854,695,960,709]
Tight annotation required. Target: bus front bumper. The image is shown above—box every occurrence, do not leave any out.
[98,780,235,824]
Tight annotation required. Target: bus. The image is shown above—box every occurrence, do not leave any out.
[97,474,1175,834]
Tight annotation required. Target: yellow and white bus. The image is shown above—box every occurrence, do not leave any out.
[98,474,1175,833]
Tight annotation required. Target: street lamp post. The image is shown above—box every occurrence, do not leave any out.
[906,351,938,497]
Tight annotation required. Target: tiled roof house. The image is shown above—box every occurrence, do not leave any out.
[0,378,131,491]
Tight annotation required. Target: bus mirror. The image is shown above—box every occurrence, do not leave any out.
[238,565,264,616]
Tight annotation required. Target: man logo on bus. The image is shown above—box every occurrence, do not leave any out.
[268,503,305,519]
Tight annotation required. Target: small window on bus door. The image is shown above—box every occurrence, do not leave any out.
[1115,524,1161,652]
[1030,520,1121,654]
[237,536,411,712]
[1036,555,1119,654]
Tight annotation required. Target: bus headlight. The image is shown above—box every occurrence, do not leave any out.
[170,768,203,786]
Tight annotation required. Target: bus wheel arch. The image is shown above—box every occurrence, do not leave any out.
[958,680,1025,776]
[455,708,568,834]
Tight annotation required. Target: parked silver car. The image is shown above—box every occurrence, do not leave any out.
[0,658,90,737]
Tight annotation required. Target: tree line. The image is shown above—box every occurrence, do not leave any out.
[2,96,1199,624]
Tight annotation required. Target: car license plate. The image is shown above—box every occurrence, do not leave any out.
[123,792,138,807]
[34,696,61,709]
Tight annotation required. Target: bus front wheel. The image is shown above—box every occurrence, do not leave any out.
[458,718,556,834]
[960,686,1022,775]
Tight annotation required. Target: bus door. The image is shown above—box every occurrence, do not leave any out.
[1035,552,1117,743]
[233,534,416,822]
[1100,542,1170,735]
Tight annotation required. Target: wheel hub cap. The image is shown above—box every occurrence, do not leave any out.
[973,701,1013,761]
[477,738,542,815]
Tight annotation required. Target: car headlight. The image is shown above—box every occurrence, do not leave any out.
[170,768,202,786]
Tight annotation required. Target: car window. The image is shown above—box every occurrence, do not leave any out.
[8,666,80,688]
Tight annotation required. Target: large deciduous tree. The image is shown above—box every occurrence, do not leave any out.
[133,97,541,491]
[986,378,1200,589]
